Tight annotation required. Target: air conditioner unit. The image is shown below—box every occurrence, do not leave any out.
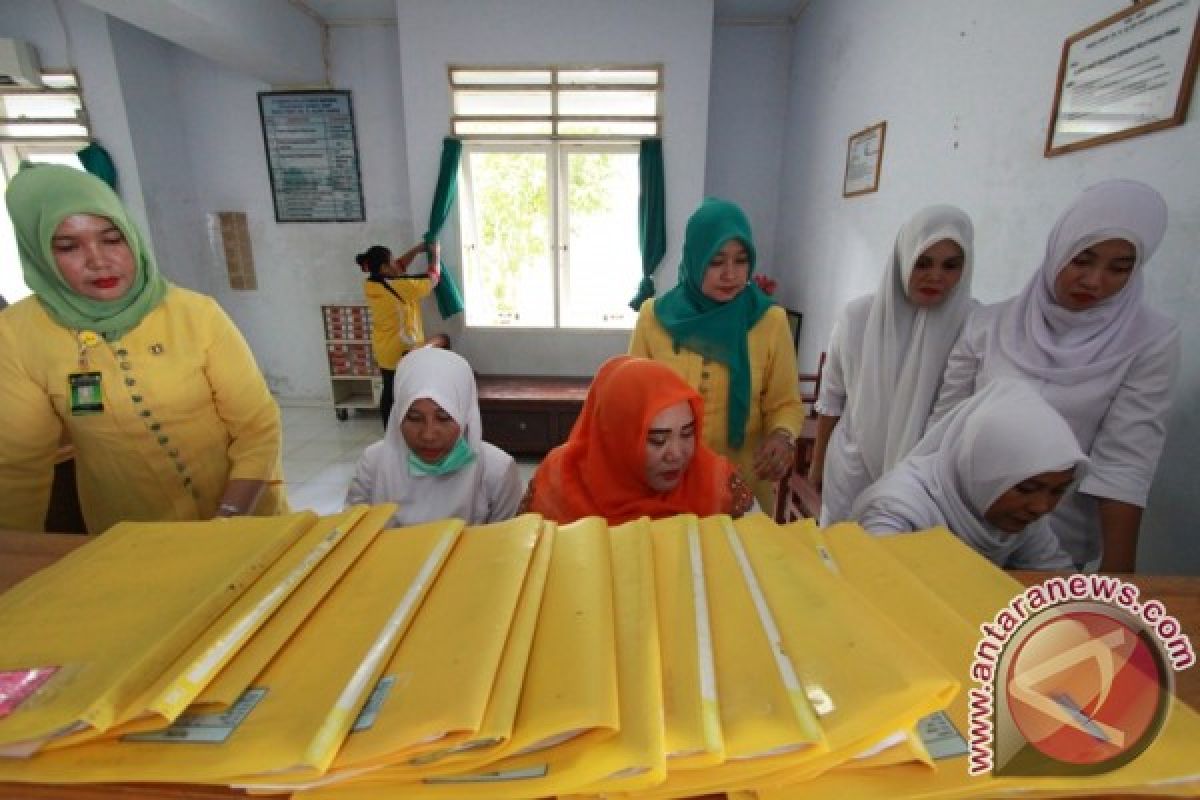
[0,39,43,88]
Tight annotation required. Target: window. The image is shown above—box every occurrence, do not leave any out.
[452,66,659,329]
[0,71,90,305]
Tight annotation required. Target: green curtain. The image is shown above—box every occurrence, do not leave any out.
[77,142,118,190]
[629,138,666,311]
[423,136,466,318]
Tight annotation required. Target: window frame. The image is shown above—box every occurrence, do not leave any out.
[0,70,91,305]
[459,139,642,332]
[555,139,640,330]
[448,64,662,140]
[459,140,559,329]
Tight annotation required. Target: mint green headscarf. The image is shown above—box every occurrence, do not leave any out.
[652,197,774,448]
[4,163,168,338]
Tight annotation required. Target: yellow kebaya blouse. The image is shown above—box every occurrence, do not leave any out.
[0,287,286,533]
[364,277,434,370]
[629,300,806,507]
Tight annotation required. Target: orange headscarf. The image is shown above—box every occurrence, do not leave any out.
[529,356,737,525]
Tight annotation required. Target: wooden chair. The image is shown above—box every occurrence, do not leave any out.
[774,352,826,523]
[797,350,826,419]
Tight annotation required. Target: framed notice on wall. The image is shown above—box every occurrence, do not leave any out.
[1046,0,1200,157]
[843,121,886,197]
[258,90,366,222]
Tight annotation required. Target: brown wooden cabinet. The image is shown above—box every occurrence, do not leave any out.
[475,375,591,457]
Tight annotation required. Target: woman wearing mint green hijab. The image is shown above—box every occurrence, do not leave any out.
[630,197,805,508]
[0,164,286,533]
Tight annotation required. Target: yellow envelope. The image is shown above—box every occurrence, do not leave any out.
[641,515,958,799]
[194,504,394,711]
[52,508,368,746]
[328,515,541,769]
[0,512,314,756]
[573,516,666,793]
[256,521,560,794]
[621,514,828,800]
[649,515,724,770]
[305,517,663,800]
[700,514,825,762]
[0,518,462,784]
[757,525,1200,799]
[454,515,619,762]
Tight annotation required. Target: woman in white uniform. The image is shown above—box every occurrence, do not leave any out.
[811,205,975,526]
[853,379,1086,571]
[931,180,1180,571]
[345,347,522,526]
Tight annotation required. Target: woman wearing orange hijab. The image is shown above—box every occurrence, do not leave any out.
[520,356,757,525]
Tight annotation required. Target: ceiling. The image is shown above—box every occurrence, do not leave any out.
[298,0,809,25]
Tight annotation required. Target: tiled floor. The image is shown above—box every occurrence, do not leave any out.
[281,404,539,516]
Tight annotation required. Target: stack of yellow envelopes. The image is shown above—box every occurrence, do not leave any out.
[0,510,1196,800]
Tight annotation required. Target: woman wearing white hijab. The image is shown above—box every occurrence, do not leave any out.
[812,205,975,526]
[932,180,1179,572]
[345,348,522,526]
[853,379,1086,570]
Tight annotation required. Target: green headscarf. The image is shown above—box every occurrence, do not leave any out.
[4,163,168,338]
[652,197,774,449]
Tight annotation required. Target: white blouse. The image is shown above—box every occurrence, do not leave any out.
[931,301,1180,565]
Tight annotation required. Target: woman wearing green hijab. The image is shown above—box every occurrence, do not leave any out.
[630,197,805,509]
[0,164,287,533]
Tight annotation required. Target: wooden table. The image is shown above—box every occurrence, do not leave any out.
[0,534,1196,800]
[1011,570,1200,712]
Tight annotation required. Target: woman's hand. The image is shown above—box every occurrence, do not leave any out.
[213,479,267,518]
[426,241,442,287]
[753,429,794,481]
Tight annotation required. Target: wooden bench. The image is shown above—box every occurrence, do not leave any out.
[475,374,591,457]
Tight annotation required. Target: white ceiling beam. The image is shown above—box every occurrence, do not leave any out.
[77,0,326,86]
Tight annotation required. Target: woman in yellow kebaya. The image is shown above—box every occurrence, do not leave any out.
[357,242,442,429]
[629,198,804,508]
[0,164,286,533]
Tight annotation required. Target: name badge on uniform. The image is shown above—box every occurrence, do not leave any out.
[68,372,105,415]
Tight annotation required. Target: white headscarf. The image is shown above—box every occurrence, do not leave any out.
[854,378,1088,564]
[846,204,975,478]
[371,347,489,524]
[997,179,1171,382]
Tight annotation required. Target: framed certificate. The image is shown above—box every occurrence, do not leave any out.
[1046,0,1200,156]
[258,90,366,222]
[843,121,886,198]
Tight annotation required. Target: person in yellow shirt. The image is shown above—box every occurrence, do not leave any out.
[356,242,443,429]
[0,163,286,533]
[629,198,805,508]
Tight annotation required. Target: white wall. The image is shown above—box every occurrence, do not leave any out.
[106,15,208,291]
[176,23,416,400]
[78,0,325,85]
[394,0,716,376]
[705,21,793,276]
[776,0,1200,574]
